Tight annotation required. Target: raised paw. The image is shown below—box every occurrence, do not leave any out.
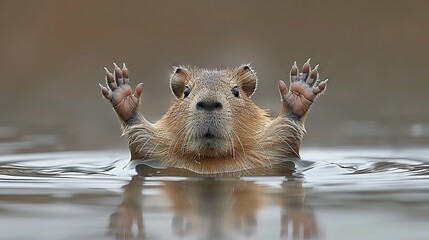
[99,63,144,123]
[279,59,328,119]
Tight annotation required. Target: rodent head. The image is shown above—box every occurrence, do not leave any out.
[166,65,258,158]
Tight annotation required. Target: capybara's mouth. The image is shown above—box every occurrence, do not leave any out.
[196,131,224,149]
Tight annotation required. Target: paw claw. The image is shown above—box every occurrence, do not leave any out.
[122,63,130,84]
[290,62,299,82]
[321,79,328,87]
[113,63,124,85]
[314,64,319,70]
[301,60,311,81]
[135,82,144,98]
[307,67,319,86]
[278,80,288,98]
[105,68,116,90]
[313,79,328,94]
[99,83,112,100]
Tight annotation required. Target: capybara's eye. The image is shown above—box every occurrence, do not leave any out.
[184,86,191,98]
[232,86,239,98]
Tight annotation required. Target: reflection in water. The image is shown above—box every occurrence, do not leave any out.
[108,162,318,240]
[108,177,145,240]
[1,149,429,239]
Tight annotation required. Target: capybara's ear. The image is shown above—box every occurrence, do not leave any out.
[170,66,191,99]
[236,64,257,97]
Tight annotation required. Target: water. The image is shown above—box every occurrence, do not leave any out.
[0,148,428,240]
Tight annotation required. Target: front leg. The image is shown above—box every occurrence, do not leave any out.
[278,59,328,123]
[99,63,155,159]
[264,60,328,158]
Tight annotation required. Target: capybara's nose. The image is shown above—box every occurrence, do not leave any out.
[196,100,223,111]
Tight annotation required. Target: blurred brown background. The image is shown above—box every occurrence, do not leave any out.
[0,0,428,153]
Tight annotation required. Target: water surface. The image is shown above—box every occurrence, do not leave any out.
[0,148,428,240]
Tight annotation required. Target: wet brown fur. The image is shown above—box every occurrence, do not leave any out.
[123,65,305,174]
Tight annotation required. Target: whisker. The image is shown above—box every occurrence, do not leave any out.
[234,118,271,167]
[230,128,247,161]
